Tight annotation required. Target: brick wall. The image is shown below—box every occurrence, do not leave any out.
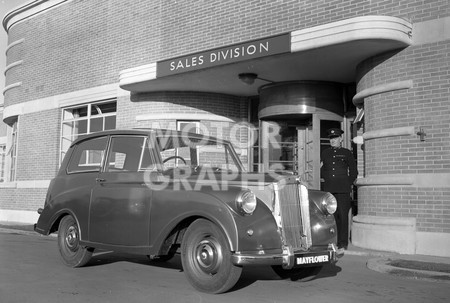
[2,0,449,226]
[360,187,450,233]
[357,42,450,176]
[118,91,250,164]
[0,188,48,211]
[4,0,450,105]
[16,109,61,180]
[355,35,450,232]
[118,91,247,128]
[0,108,60,212]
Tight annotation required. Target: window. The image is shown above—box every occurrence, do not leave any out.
[9,120,18,181]
[249,98,260,172]
[67,137,108,173]
[106,136,154,172]
[61,100,116,162]
[177,121,199,134]
[250,126,260,172]
[0,144,5,182]
[158,135,241,173]
[0,118,20,182]
[7,119,18,181]
[167,121,199,166]
[0,118,19,182]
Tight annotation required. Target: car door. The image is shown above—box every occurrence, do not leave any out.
[89,135,154,246]
[62,136,109,240]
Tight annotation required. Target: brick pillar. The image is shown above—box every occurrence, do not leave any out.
[352,18,450,257]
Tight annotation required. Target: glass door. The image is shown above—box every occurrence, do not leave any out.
[259,115,343,190]
[297,125,315,188]
[261,116,312,175]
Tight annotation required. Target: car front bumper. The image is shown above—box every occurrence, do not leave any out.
[231,243,340,269]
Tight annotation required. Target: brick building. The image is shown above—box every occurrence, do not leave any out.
[1,0,449,257]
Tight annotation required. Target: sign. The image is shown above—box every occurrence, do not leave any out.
[157,33,290,77]
[296,253,330,265]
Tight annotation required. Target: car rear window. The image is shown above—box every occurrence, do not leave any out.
[67,137,108,173]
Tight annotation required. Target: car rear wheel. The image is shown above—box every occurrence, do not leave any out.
[181,219,242,294]
[271,265,322,281]
[57,215,93,267]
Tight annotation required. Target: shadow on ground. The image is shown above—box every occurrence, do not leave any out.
[85,250,341,292]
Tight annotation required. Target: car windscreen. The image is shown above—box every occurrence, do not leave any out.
[157,135,242,173]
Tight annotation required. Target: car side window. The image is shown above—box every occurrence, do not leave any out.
[106,136,154,172]
[67,137,108,173]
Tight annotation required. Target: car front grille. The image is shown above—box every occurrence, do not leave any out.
[275,180,312,251]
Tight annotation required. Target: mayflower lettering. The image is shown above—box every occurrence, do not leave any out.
[296,255,329,265]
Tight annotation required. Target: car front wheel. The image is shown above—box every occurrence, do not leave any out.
[57,215,93,267]
[181,219,242,294]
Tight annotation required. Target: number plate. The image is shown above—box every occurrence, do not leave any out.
[295,252,330,265]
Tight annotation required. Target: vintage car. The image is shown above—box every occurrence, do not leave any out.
[34,128,339,294]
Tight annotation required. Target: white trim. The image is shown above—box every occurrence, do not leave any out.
[416,232,450,258]
[119,63,157,88]
[16,180,51,188]
[0,180,51,189]
[353,216,450,257]
[413,16,450,45]
[136,113,237,123]
[291,15,412,52]
[355,173,450,188]
[119,16,413,90]
[2,83,128,120]
[5,38,25,54]
[362,126,415,140]
[352,80,413,106]
[3,0,73,32]
[2,82,22,95]
[0,209,39,224]
[352,215,416,254]
[4,60,23,75]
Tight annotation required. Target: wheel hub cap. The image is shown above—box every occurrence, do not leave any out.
[65,226,79,251]
[195,239,222,274]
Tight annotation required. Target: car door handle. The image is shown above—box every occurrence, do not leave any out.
[96,178,105,183]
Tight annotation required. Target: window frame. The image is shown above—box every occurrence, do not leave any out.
[8,119,18,181]
[174,120,200,166]
[60,100,116,165]
[66,136,109,174]
[1,117,19,182]
[0,143,6,182]
[104,135,156,173]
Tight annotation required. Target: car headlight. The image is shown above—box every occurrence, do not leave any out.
[235,190,257,216]
[321,192,337,215]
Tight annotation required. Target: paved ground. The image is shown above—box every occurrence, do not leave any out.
[2,229,450,303]
[1,221,450,284]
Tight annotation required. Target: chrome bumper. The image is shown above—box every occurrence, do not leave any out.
[231,243,339,269]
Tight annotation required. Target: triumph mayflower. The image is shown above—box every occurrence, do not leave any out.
[34,129,339,294]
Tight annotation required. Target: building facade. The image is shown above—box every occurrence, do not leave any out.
[1,0,449,257]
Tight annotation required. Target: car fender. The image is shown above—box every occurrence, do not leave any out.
[149,189,282,254]
[35,191,91,240]
[36,207,82,237]
[149,189,239,253]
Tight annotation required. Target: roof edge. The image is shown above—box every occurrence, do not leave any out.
[3,0,72,32]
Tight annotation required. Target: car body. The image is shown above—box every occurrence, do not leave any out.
[35,128,339,293]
